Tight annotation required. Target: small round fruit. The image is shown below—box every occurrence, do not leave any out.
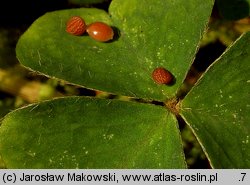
[66,16,86,36]
[86,22,114,42]
[152,67,173,85]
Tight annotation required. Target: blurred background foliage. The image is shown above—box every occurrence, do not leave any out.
[0,0,249,168]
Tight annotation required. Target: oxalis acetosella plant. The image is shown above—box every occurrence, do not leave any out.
[0,0,249,168]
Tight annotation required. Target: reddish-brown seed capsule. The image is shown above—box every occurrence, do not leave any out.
[66,16,86,36]
[86,22,114,42]
[152,67,173,85]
